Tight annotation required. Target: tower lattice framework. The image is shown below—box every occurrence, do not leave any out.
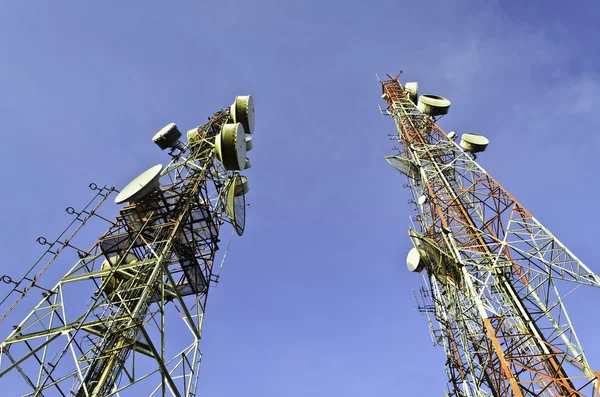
[0,102,252,396]
[380,73,600,397]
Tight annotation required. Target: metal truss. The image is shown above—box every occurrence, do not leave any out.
[0,109,241,396]
[382,76,600,396]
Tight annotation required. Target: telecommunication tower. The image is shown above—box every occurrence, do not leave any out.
[0,95,255,396]
[379,72,600,396]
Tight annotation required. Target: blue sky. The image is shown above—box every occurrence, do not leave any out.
[1,0,599,395]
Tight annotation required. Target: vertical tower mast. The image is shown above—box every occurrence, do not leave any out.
[380,73,600,396]
[0,96,255,396]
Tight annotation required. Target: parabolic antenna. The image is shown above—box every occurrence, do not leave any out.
[245,135,253,151]
[234,175,250,195]
[417,234,457,284]
[115,164,164,204]
[406,247,427,273]
[385,155,420,180]
[220,123,247,170]
[408,229,424,247]
[152,123,182,150]
[226,175,248,236]
[417,94,451,116]
[187,127,202,146]
[405,81,418,103]
[407,229,457,283]
[230,95,255,134]
[460,133,489,153]
[101,253,138,298]
[215,131,223,162]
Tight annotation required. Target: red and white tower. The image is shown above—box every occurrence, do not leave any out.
[380,72,599,396]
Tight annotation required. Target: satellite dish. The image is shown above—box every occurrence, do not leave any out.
[408,229,424,247]
[385,155,420,181]
[447,131,457,140]
[215,131,223,162]
[244,158,251,169]
[230,95,255,135]
[245,135,253,151]
[417,94,451,116]
[225,175,247,236]
[187,127,202,145]
[418,195,428,205]
[115,164,163,204]
[405,81,418,103]
[406,247,427,272]
[417,234,458,285]
[407,229,456,283]
[101,253,138,298]
[234,175,250,196]
[152,123,182,150]
[460,133,489,153]
[220,123,247,170]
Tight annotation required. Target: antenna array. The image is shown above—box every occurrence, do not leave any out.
[0,96,255,396]
[380,72,599,396]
